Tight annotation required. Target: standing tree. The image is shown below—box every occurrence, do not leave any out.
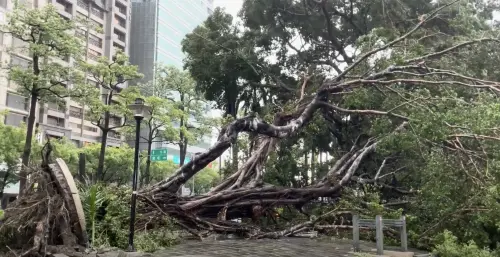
[0,112,25,199]
[4,4,88,193]
[154,65,212,167]
[78,51,142,181]
[182,9,265,171]
[127,92,178,185]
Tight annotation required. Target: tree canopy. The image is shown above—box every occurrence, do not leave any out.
[143,0,500,252]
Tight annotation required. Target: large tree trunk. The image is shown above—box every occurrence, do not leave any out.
[20,93,38,195]
[225,91,238,175]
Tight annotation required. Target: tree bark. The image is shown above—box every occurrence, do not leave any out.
[144,133,153,185]
[20,93,38,195]
[0,168,10,200]
[96,91,113,182]
[225,90,238,175]
[96,110,110,182]
[179,93,187,167]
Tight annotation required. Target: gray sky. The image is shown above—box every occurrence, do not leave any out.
[213,0,243,17]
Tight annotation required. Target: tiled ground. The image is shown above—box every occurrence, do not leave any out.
[154,237,407,257]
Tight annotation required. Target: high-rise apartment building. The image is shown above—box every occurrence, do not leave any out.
[129,0,215,165]
[0,0,132,147]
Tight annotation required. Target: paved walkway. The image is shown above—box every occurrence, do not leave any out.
[155,238,381,257]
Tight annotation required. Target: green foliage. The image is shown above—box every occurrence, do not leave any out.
[433,231,500,257]
[0,209,4,220]
[79,185,178,251]
[3,3,93,182]
[50,139,134,185]
[186,167,220,194]
[182,8,265,117]
[78,51,142,129]
[4,4,88,102]
[152,65,213,144]
[80,184,106,246]
[0,115,25,191]
[145,160,177,184]
[134,227,179,253]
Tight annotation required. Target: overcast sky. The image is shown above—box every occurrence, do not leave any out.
[213,0,243,17]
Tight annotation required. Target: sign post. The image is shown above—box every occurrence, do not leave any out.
[150,149,168,162]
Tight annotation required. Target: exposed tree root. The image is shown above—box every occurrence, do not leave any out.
[0,145,87,257]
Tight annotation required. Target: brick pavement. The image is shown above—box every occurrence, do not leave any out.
[154,238,363,257]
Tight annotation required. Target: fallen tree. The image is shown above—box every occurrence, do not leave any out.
[0,143,88,256]
[138,0,500,238]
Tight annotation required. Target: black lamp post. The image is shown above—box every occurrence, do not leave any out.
[126,97,150,252]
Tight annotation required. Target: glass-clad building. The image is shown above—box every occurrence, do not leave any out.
[130,0,214,82]
[156,0,214,68]
[129,0,215,165]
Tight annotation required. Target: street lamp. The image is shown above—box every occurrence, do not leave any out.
[126,97,150,252]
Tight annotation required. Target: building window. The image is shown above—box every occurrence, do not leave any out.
[91,5,104,19]
[89,34,103,47]
[5,113,27,126]
[114,29,125,42]
[47,115,65,127]
[6,92,28,111]
[84,125,97,132]
[115,2,126,15]
[11,37,29,56]
[87,49,101,61]
[11,55,30,68]
[75,29,85,40]
[56,0,72,13]
[77,0,88,9]
[114,15,126,28]
[70,122,82,129]
[91,19,103,31]
[113,43,125,52]
[110,115,121,126]
[109,130,120,138]
[47,102,65,112]
[69,106,83,118]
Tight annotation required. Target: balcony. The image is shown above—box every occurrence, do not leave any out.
[40,123,71,138]
[46,115,65,128]
[76,0,88,9]
[6,92,28,111]
[69,106,83,118]
[55,0,73,16]
[113,30,126,46]
[116,5,126,16]
[91,6,104,19]
[114,15,126,29]
[4,112,27,127]
[47,102,65,112]
[87,49,101,61]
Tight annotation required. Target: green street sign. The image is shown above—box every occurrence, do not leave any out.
[151,149,168,161]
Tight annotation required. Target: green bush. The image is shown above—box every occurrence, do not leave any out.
[433,230,500,257]
[0,209,4,220]
[80,184,179,252]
